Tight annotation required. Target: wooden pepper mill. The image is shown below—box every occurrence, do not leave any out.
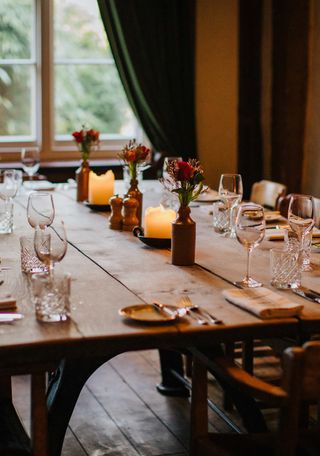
[122,196,139,231]
[109,195,123,230]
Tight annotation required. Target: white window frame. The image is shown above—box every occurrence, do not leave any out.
[0,0,144,162]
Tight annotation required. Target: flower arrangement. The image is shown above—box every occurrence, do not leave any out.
[72,126,100,161]
[160,159,204,207]
[118,139,150,180]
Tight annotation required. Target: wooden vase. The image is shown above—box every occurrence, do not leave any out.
[126,178,143,226]
[171,205,196,266]
[76,159,90,202]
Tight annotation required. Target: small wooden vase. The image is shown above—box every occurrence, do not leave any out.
[171,205,196,266]
[76,159,90,202]
[126,178,143,226]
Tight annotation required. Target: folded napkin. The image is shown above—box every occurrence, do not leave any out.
[266,227,320,241]
[0,295,17,311]
[222,287,303,319]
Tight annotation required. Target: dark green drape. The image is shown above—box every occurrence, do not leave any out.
[97,0,197,160]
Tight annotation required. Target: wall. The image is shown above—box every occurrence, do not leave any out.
[303,0,320,197]
[196,0,238,189]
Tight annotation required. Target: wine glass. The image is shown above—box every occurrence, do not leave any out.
[27,192,55,229]
[218,174,243,238]
[34,221,68,276]
[288,194,315,267]
[235,203,265,288]
[21,147,40,180]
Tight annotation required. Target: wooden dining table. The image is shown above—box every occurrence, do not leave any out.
[1,180,320,455]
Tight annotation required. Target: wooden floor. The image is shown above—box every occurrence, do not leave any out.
[11,348,280,455]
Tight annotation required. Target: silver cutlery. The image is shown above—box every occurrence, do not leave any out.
[152,301,185,319]
[0,313,24,322]
[178,296,223,325]
[292,287,320,303]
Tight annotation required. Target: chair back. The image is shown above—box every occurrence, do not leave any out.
[279,194,320,228]
[250,180,287,209]
[277,341,320,455]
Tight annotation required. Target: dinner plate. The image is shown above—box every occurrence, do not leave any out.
[83,201,110,211]
[195,189,220,203]
[119,304,180,323]
[265,211,283,222]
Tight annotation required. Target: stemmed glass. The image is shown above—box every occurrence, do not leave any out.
[34,221,68,277]
[218,174,243,238]
[160,157,183,210]
[27,192,55,229]
[235,203,265,288]
[288,194,315,269]
[21,147,40,180]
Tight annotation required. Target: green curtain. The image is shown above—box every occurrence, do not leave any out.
[97,0,197,160]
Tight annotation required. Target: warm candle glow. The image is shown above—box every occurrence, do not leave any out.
[144,205,176,238]
[88,170,115,205]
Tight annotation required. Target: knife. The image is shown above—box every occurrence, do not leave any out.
[152,302,180,318]
[292,287,320,303]
[0,313,24,321]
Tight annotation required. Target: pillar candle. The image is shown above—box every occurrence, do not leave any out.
[88,170,115,205]
[144,205,176,238]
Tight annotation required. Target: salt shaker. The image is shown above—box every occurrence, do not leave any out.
[122,196,139,231]
[109,195,123,230]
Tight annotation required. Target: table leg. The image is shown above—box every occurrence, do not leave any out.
[47,356,117,456]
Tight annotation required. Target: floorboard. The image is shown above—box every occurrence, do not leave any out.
[10,348,281,455]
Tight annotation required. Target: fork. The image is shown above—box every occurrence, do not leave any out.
[178,296,222,325]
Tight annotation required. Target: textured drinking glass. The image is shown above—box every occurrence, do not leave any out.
[0,199,13,234]
[284,229,312,272]
[270,248,301,289]
[20,236,48,274]
[212,201,229,233]
[31,272,71,322]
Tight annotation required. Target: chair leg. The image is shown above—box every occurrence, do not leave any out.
[223,342,235,411]
[31,372,48,456]
[190,357,208,456]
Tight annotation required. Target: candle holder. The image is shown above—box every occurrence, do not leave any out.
[133,227,171,249]
[83,201,110,211]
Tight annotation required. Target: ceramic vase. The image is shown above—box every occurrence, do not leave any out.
[76,159,90,202]
[171,205,196,266]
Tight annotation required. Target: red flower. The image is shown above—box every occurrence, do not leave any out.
[87,129,100,142]
[176,161,193,181]
[72,130,84,143]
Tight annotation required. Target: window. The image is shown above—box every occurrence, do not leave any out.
[0,0,142,161]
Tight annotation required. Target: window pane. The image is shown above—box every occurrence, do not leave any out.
[55,64,135,136]
[54,0,112,60]
[0,0,34,59]
[0,65,34,137]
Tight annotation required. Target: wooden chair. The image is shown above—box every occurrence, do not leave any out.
[190,341,320,456]
[250,180,287,209]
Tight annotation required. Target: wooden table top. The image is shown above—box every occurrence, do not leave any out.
[2,180,319,368]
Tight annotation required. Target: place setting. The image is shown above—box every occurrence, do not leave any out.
[119,295,223,326]
[220,194,320,319]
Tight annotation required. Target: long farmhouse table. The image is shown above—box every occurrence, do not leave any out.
[1,180,320,455]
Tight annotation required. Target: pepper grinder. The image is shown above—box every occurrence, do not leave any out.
[109,195,123,230]
[122,196,139,231]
